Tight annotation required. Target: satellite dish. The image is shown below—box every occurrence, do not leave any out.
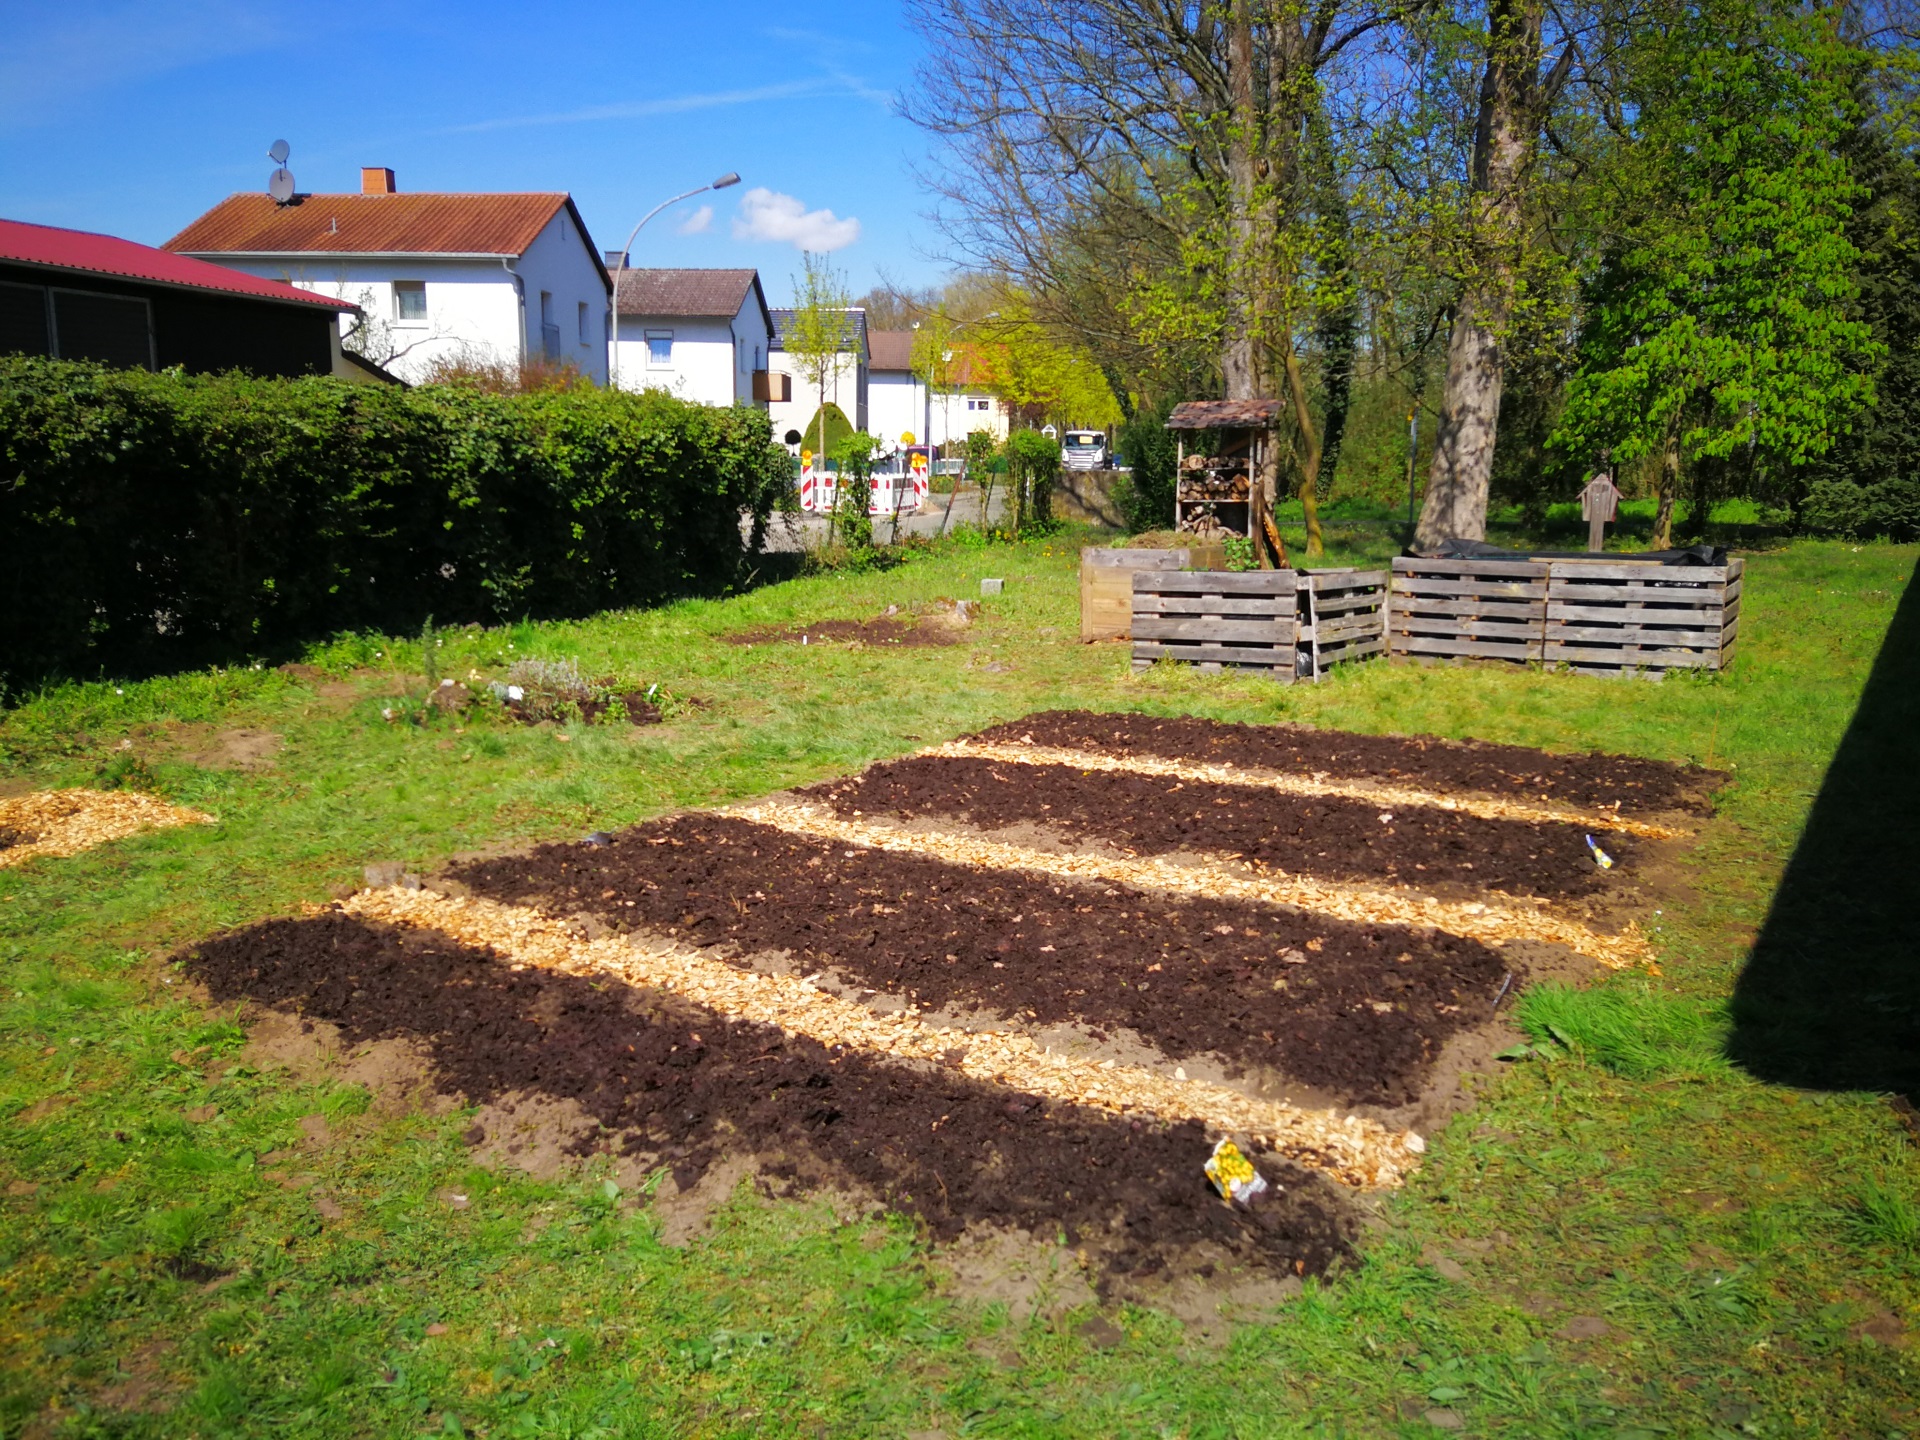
[268,167,296,204]
[268,138,291,165]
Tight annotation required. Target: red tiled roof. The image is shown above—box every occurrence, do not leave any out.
[0,216,354,311]
[867,329,915,371]
[165,192,574,261]
[615,268,758,318]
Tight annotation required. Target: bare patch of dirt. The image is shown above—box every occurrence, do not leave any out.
[935,1228,1097,1322]
[967,711,1724,816]
[724,603,974,649]
[179,913,1361,1284]
[463,1092,602,1183]
[238,1008,450,1119]
[140,723,282,772]
[93,1341,177,1414]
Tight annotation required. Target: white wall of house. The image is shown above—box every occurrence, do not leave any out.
[196,211,608,386]
[612,290,772,407]
[927,389,1009,448]
[768,349,865,443]
[868,369,928,449]
[515,208,611,385]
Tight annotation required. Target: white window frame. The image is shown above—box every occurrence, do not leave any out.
[967,396,992,412]
[645,329,673,368]
[392,280,427,325]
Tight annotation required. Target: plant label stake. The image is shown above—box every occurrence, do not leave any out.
[1581,470,1620,553]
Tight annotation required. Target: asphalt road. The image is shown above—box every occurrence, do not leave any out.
[748,487,1012,552]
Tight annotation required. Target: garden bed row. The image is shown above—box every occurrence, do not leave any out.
[447,814,1515,1108]
[799,755,1634,903]
[182,912,1359,1285]
[965,711,1722,816]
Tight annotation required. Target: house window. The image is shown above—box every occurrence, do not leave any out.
[646,330,673,367]
[394,281,426,322]
[578,301,589,345]
[539,290,560,361]
[967,396,992,412]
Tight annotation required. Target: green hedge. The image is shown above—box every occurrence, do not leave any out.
[0,358,790,689]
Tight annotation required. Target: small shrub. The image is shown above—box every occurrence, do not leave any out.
[1797,477,1920,541]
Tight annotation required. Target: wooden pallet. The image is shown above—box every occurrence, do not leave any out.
[1131,571,1299,679]
[1543,558,1743,676]
[1299,569,1389,680]
[1388,558,1549,663]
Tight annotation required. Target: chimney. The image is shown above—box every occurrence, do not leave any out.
[361,167,396,195]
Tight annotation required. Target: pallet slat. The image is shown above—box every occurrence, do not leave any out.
[1133,617,1296,642]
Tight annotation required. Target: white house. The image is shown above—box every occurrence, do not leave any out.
[867,327,1009,453]
[609,267,774,407]
[767,306,867,443]
[165,168,610,385]
[866,329,926,447]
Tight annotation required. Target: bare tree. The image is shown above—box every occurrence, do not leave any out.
[904,0,1395,558]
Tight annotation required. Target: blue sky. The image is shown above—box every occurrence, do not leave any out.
[0,0,950,303]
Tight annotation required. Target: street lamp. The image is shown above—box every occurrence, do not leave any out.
[608,171,741,392]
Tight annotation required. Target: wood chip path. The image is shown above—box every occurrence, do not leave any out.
[929,741,1688,841]
[730,799,1654,971]
[0,789,213,871]
[344,885,1426,1190]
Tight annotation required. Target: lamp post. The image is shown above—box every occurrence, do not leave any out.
[608,171,740,392]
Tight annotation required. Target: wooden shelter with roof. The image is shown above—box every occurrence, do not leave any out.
[1165,398,1282,542]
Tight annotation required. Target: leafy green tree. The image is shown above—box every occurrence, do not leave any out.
[1552,2,1880,546]
[1797,119,1920,539]
[786,253,856,466]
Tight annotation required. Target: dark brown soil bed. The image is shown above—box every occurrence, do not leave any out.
[803,755,1630,903]
[446,815,1514,1108]
[967,711,1724,816]
[180,912,1358,1283]
[723,616,960,648]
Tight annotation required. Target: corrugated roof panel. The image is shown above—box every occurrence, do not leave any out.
[0,216,354,310]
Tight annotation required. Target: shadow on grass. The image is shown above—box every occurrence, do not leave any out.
[1728,557,1920,1096]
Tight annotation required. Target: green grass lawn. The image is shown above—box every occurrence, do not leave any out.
[1,530,1915,1438]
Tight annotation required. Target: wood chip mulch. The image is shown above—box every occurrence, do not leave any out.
[0,789,213,870]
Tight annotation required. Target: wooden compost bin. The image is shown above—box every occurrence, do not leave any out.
[1388,555,1744,676]
[1298,569,1391,680]
[1080,544,1225,642]
[1388,557,1550,663]
[1543,557,1743,676]
[1130,568,1388,682]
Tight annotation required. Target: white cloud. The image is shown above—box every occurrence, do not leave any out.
[730,187,861,252]
[676,205,714,236]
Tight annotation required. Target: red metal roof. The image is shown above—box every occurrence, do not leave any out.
[166,192,573,260]
[0,216,354,311]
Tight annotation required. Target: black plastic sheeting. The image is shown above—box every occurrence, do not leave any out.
[1417,538,1729,566]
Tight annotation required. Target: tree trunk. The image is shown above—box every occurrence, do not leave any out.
[1222,0,1259,405]
[1413,0,1544,552]
[1282,347,1326,557]
[1652,421,1680,549]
